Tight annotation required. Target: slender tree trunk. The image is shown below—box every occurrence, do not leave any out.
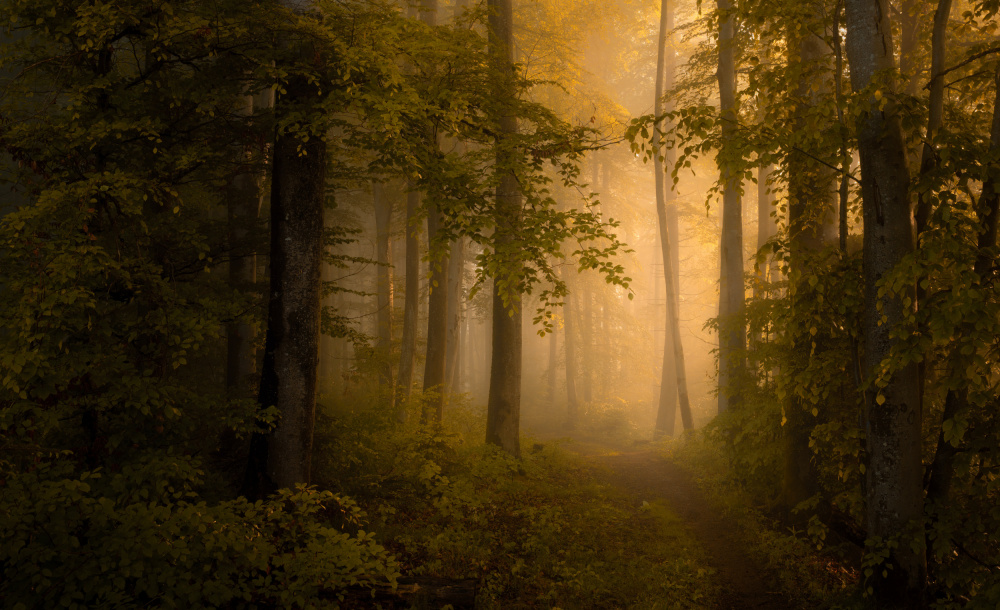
[244,69,326,496]
[716,0,745,414]
[898,0,924,97]
[564,289,579,428]
[915,0,953,236]
[422,202,448,424]
[844,0,925,604]
[418,0,448,426]
[654,0,681,436]
[581,284,593,404]
[445,237,464,392]
[395,188,420,419]
[485,0,522,457]
[547,319,558,404]
[373,181,395,405]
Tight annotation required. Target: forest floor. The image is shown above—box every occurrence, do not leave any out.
[562,438,801,610]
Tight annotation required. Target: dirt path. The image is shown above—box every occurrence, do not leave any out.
[590,448,799,610]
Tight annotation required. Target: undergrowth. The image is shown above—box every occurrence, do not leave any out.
[315,385,716,608]
[665,433,862,609]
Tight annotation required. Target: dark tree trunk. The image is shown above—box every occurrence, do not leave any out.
[418,0,447,426]
[395,188,421,420]
[422,199,448,425]
[653,0,692,436]
[373,181,395,405]
[716,0,745,414]
[844,0,926,604]
[485,0,522,457]
[244,70,326,497]
[445,237,464,393]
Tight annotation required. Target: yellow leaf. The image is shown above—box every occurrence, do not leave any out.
[876,393,886,405]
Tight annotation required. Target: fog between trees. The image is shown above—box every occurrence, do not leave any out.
[2,0,1000,607]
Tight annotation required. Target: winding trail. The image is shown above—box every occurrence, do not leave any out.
[587,447,799,610]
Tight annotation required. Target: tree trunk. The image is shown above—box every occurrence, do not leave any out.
[915,0,953,236]
[373,181,395,405]
[395,188,420,419]
[422,200,448,424]
[547,318,557,404]
[485,0,522,457]
[445,237,464,392]
[654,0,681,436]
[245,70,326,496]
[581,284,593,404]
[844,0,926,604]
[564,289,579,428]
[716,0,745,414]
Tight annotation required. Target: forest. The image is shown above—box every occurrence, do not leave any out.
[1,0,999,607]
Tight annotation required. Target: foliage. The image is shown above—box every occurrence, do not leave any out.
[313,385,718,609]
[668,434,861,608]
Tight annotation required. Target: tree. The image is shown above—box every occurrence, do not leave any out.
[715,0,745,414]
[485,0,523,457]
[843,0,925,604]
[654,0,692,436]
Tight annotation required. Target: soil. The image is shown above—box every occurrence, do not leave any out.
[584,446,800,610]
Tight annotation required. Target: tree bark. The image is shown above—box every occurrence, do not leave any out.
[653,0,693,436]
[485,0,522,457]
[373,181,395,404]
[844,0,926,604]
[564,289,579,428]
[915,0,953,236]
[418,0,448,426]
[581,283,593,404]
[245,70,326,496]
[716,0,745,414]
[547,316,557,404]
[445,237,464,393]
[395,188,420,419]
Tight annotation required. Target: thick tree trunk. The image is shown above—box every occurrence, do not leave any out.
[373,181,395,403]
[844,0,926,604]
[485,0,522,457]
[244,70,326,496]
[716,0,745,414]
[395,188,420,419]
